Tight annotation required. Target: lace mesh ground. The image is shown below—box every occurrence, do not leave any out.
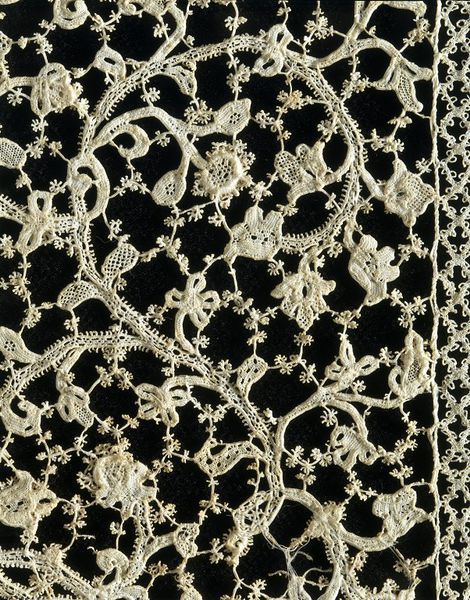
[0,1,467,599]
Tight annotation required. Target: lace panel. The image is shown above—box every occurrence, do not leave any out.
[0,1,467,599]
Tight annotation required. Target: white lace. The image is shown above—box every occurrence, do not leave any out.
[0,1,467,598]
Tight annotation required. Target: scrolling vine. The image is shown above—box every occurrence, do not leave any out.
[0,1,467,599]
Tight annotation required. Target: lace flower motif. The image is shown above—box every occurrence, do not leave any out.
[271,261,335,330]
[330,425,377,470]
[388,330,430,400]
[325,337,379,391]
[0,471,57,534]
[372,486,427,540]
[17,191,55,254]
[193,140,254,200]
[93,452,155,516]
[31,63,79,116]
[166,273,220,350]
[224,205,283,261]
[376,57,432,114]
[382,158,435,227]
[347,233,400,306]
[136,380,191,427]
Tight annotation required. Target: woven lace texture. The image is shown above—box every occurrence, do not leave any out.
[0,1,467,598]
